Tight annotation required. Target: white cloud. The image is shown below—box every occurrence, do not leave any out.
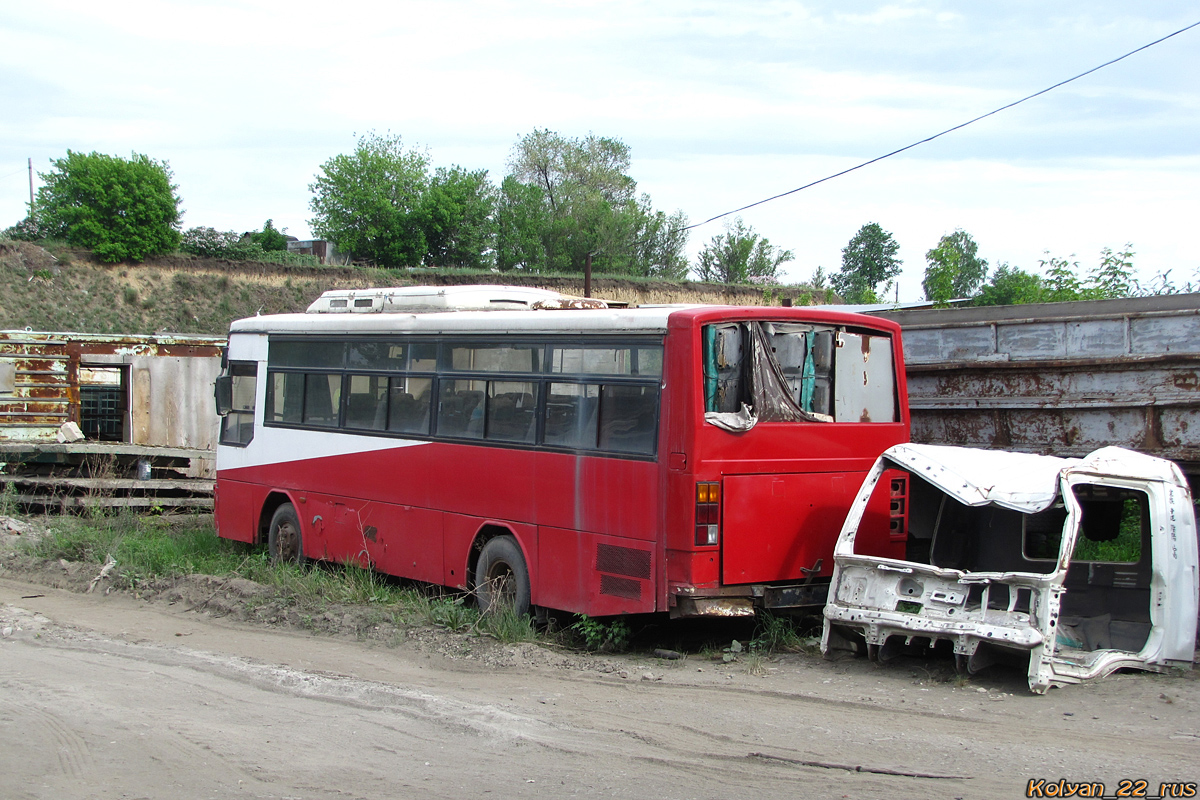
[0,1,1196,300]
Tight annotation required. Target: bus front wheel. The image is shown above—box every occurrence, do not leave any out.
[475,536,530,617]
[268,503,306,565]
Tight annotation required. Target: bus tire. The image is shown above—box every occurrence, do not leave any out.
[268,503,306,565]
[475,536,530,617]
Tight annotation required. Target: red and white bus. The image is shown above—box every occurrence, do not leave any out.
[214,285,910,618]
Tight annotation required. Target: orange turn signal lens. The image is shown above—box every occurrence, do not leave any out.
[696,481,721,504]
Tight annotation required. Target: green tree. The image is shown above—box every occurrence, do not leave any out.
[922,229,988,305]
[502,130,687,277]
[35,150,181,263]
[1144,267,1198,296]
[627,202,690,279]
[495,177,551,271]
[974,263,1045,306]
[309,132,433,267]
[694,218,793,284]
[422,166,496,269]
[508,129,635,212]
[1090,244,1136,299]
[1040,253,1086,302]
[974,245,1146,307]
[250,219,289,252]
[832,222,901,303]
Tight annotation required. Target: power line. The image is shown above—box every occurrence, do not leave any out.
[685,19,1200,231]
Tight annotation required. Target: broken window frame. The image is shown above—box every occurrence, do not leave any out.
[702,321,898,431]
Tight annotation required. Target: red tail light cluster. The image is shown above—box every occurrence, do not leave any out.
[695,481,721,546]
[889,474,908,540]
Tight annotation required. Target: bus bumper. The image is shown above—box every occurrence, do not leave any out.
[670,581,830,618]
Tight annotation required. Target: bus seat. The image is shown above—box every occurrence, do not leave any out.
[461,390,485,436]
[346,393,382,429]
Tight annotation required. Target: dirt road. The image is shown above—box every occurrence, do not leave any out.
[1,576,1197,800]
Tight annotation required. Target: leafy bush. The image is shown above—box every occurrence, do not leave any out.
[36,150,182,263]
[571,614,631,652]
[2,216,48,242]
[181,225,319,267]
[180,226,241,258]
[250,219,289,252]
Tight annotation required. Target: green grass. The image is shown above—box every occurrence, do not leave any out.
[27,512,257,578]
[749,610,807,654]
[0,482,18,517]
[16,513,823,654]
[19,512,539,643]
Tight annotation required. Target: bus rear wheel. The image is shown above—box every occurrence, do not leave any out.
[475,536,530,617]
[268,503,306,565]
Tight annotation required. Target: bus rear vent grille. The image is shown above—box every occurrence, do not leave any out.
[599,574,641,600]
[595,543,651,579]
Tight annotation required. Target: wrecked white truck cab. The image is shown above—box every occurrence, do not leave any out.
[822,444,1198,693]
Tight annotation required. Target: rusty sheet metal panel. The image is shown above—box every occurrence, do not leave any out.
[130,355,222,451]
[872,295,1200,475]
[0,334,73,441]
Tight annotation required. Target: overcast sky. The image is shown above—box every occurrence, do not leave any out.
[2,1,1197,300]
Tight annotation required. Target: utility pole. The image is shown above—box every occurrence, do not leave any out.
[27,158,34,212]
[584,252,592,298]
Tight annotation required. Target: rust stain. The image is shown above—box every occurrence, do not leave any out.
[1143,406,1163,451]
[993,409,1012,447]
[0,399,70,412]
[10,358,68,373]
[1172,372,1199,391]
[21,386,67,400]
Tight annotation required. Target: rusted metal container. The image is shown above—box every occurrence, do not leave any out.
[1,330,225,447]
[873,294,1200,483]
[1,331,225,498]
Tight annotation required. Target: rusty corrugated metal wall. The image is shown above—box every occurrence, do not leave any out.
[1,331,225,448]
[0,334,74,439]
[874,294,1200,479]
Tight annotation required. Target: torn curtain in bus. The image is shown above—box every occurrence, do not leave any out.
[704,321,831,432]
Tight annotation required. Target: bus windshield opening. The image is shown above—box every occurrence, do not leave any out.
[703,321,897,428]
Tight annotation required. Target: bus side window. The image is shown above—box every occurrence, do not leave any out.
[599,384,658,455]
[438,379,485,438]
[487,381,539,442]
[545,383,599,449]
[388,376,432,435]
[267,372,304,424]
[219,361,258,446]
[303,374,342,427]
[344,374,388,430]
